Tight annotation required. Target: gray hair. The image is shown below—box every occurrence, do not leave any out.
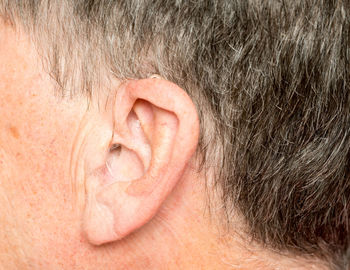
[1,1,350,269]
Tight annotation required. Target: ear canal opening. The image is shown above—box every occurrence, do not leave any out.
[106,145,145,183]
[109,143,121,153]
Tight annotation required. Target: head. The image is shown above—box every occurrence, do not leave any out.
[0,0,349,269]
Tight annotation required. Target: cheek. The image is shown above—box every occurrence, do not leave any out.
[0,85,85,267]
[0,148,28,269]
[0,25,91,268]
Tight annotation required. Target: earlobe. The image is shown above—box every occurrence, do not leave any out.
[83,78,199,245]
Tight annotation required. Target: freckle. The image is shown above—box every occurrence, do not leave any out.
[9,126,20,139]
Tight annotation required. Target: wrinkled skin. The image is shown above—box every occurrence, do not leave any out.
[0,22,92,269]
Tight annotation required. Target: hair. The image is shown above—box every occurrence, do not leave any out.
[1,0,350,269]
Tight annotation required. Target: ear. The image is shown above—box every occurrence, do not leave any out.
[83,78,199,245]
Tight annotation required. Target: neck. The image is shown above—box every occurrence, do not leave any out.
[145,166,329,270]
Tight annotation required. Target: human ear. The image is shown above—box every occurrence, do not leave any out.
[83,78,199,245]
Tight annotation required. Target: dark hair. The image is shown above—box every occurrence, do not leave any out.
[1,0,350,269]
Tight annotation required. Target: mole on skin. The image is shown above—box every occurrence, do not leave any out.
[9,126,20,139]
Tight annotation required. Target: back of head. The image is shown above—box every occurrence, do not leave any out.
[1,0,350,269]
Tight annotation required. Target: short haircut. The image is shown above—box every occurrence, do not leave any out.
[1,1,349,269]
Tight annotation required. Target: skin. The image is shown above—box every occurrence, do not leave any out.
[0,21,327,270]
